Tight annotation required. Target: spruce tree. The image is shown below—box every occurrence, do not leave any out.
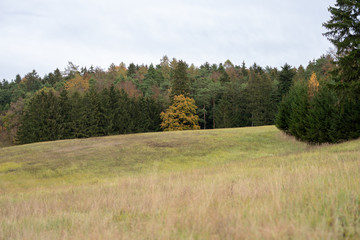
[127,63,136,77]
[306,86,337,143]
[278,63,295,100]
[58,89,73,139]
[171,60,190,98]
[323,0,360,82]
[109,86,122,134]
[247,71,273,126]
[83,89,102,137]
[99,87,114,135]
[287,82,309,141]
[16,89,61,144]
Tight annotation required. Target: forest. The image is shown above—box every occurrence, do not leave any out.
[1,0,359,146]
[0,55,334,145]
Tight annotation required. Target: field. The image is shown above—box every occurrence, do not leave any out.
[1,126,359,239]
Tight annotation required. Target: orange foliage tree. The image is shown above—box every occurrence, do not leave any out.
[160,95,200,131]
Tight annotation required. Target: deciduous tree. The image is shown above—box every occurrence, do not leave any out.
[160,95,200,131]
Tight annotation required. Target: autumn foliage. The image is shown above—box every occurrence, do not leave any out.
[64,73,90,92]
[308,72,319,98]
[160,95,200,131]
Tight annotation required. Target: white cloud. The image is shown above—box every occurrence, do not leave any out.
[0,0,336,80]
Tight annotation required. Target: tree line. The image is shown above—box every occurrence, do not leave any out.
[0,54,334,145]
[15,86,164,144]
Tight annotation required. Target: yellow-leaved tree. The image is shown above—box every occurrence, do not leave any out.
[64,73,90,92]
[308,72,319,98]
[160,95,200,131]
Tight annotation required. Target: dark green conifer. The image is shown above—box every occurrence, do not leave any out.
[323,0,360,82]
[171,60,190,98]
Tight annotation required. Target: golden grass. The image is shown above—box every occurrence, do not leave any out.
[0,126,359,239]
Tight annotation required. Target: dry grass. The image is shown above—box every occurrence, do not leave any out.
[0,126,359,239]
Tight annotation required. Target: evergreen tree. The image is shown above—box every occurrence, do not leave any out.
[99,87,114,135]
[141,64,156,97]
[218,63,230,83]
[108,86,123,134]
[16,89,61,144]
[190,66,214,129]
[214,82,249,128]
[115,89,134,134]
[278,63,295,100]
[323,0,360,82]
[247,71,273,126]
[144,97,164,132]
[127,63,136,77]
[15,74,22,84]
[171,60,190,98]
[58,89,73,139]
[83,89,102,137]
[306,85,337,143]
[69,91,85,138]
[0,80,12,111]
[43,69,63,87]
[24,70,42,92]
[275,91,292,133]
[287,82,309,141]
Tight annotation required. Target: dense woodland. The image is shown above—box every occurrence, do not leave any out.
[1,0,359,145]
[0,55,334,145]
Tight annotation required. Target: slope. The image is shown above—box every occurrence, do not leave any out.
[1,126,360,239]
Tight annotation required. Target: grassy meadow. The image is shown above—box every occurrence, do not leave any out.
[0,126,359,239]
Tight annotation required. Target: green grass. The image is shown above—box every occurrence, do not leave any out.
[0,126,359,239]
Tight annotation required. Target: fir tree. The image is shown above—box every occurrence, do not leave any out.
[323,0,360,82]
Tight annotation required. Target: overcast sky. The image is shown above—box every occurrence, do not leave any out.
[0,0,336,80]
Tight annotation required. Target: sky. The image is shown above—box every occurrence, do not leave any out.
[0,0,337,81]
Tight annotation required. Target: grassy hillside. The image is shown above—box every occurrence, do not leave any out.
[1,126,359,239]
